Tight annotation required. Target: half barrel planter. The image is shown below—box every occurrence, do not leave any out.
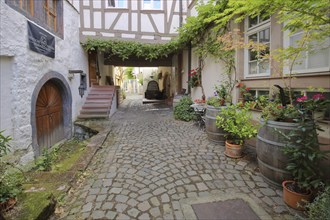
[256,120,297,187]
[205,105,227,144]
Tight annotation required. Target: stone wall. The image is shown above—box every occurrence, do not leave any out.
[0,1,88,164]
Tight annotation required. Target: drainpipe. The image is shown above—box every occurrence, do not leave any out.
[188,42,192,94]
[179,0,183,27]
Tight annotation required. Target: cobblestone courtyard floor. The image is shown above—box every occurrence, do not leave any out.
[61,95,296,220]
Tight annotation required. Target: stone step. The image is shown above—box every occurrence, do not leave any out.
[82,104,109,109]
[89,90,114,95]
[77,114,108,119]
[80,109,109,114]
[86,95,113,100]
[85,99,112,104]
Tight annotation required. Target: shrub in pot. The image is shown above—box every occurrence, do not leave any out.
[281,95,330,210]
[216,103,258,158]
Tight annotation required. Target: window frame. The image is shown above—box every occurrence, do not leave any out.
[244,17,271,78]
[43,0,57,32]
[283,30,330,74]
[5,0,63,38]
[106,0,128,9]
[142,0,162,10]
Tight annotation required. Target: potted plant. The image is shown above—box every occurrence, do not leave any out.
[257,92,329,187]
[216,103,258,158]
[280,94,329,210]
[205,85,229,143]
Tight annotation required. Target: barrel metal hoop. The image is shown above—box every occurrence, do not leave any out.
[257,158,290,174]
[257,135,286,147]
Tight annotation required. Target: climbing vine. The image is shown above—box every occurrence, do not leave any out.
[82,38,182,61]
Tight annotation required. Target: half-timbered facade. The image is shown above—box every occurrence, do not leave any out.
[74,0,190,43]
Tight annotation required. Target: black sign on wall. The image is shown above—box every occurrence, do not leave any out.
[27,21,55,58]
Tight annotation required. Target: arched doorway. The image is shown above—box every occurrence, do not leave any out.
[36,81,64,149]
[31,71,72,157]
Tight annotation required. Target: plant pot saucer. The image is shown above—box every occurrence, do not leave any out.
[224,151,243,158]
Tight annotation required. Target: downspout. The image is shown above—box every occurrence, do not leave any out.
[188,42,192,94]
[179,0,183,27]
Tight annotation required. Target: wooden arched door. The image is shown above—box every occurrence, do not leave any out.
[36,81,64,150]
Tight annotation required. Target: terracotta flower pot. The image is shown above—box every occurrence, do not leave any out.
[225,140,243,158]
[282,180,312,210]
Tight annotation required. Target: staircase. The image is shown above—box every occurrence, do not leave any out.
[78,85,115,119]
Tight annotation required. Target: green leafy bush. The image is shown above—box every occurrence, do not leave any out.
[0,171,23,203]
[174,97,196,121]
[306,186,330,219]
[35,147,59,171]
[0,130,12,158]
[216,103,258,145]
[0,131,23,203]
[206,97,222,107]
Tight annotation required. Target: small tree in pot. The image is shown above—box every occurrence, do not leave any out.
[216,103,258,158]
[281,94,330,210]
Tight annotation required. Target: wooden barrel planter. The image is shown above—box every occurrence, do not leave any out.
[256,120,299,187]
[205,105,227,144]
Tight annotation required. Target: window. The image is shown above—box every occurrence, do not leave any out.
[43,0,57,32]
[289,32,330,73]
[248,14,270,28]
[143,0,162,10]
[11,0,33,15]
[245,89,269,100]
[245,15,271,77]
[6,0,62,37]
[107,0,127,8]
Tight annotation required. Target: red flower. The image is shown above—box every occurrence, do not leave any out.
[277,105,283,109]
[312,93,325,101]
[296,96,308,102]
[245,87,251,91]
[236,83,243,88]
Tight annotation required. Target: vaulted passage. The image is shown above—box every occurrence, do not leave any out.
[36,80,64,149]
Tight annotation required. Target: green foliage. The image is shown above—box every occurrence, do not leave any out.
[216,103,258,145]
[0,130,12,159]
[125,67,135,79]
[121,89,126,99]
[35,147,59,171]
[281,118,328,191]
[174,97,196,122]
[0,171,23,203]
[0,132,23,203]
[214,84,228,100]
[206,96,222,107]
[138,78,143,86]
[306,186,330,220]
[82,38,181,61]
[261,102,300,122]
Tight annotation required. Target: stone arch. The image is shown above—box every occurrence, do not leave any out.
[31,71,72,157]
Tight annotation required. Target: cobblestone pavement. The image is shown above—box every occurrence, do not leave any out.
[62,95,295,220]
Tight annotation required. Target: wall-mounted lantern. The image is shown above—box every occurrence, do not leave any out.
[78,84,85,98]
[69,70,87,98]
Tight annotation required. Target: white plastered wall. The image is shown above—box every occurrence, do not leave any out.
[0,1,88,164]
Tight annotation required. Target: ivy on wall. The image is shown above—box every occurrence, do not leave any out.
[82,38,183,61]
[82,0,329,64]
